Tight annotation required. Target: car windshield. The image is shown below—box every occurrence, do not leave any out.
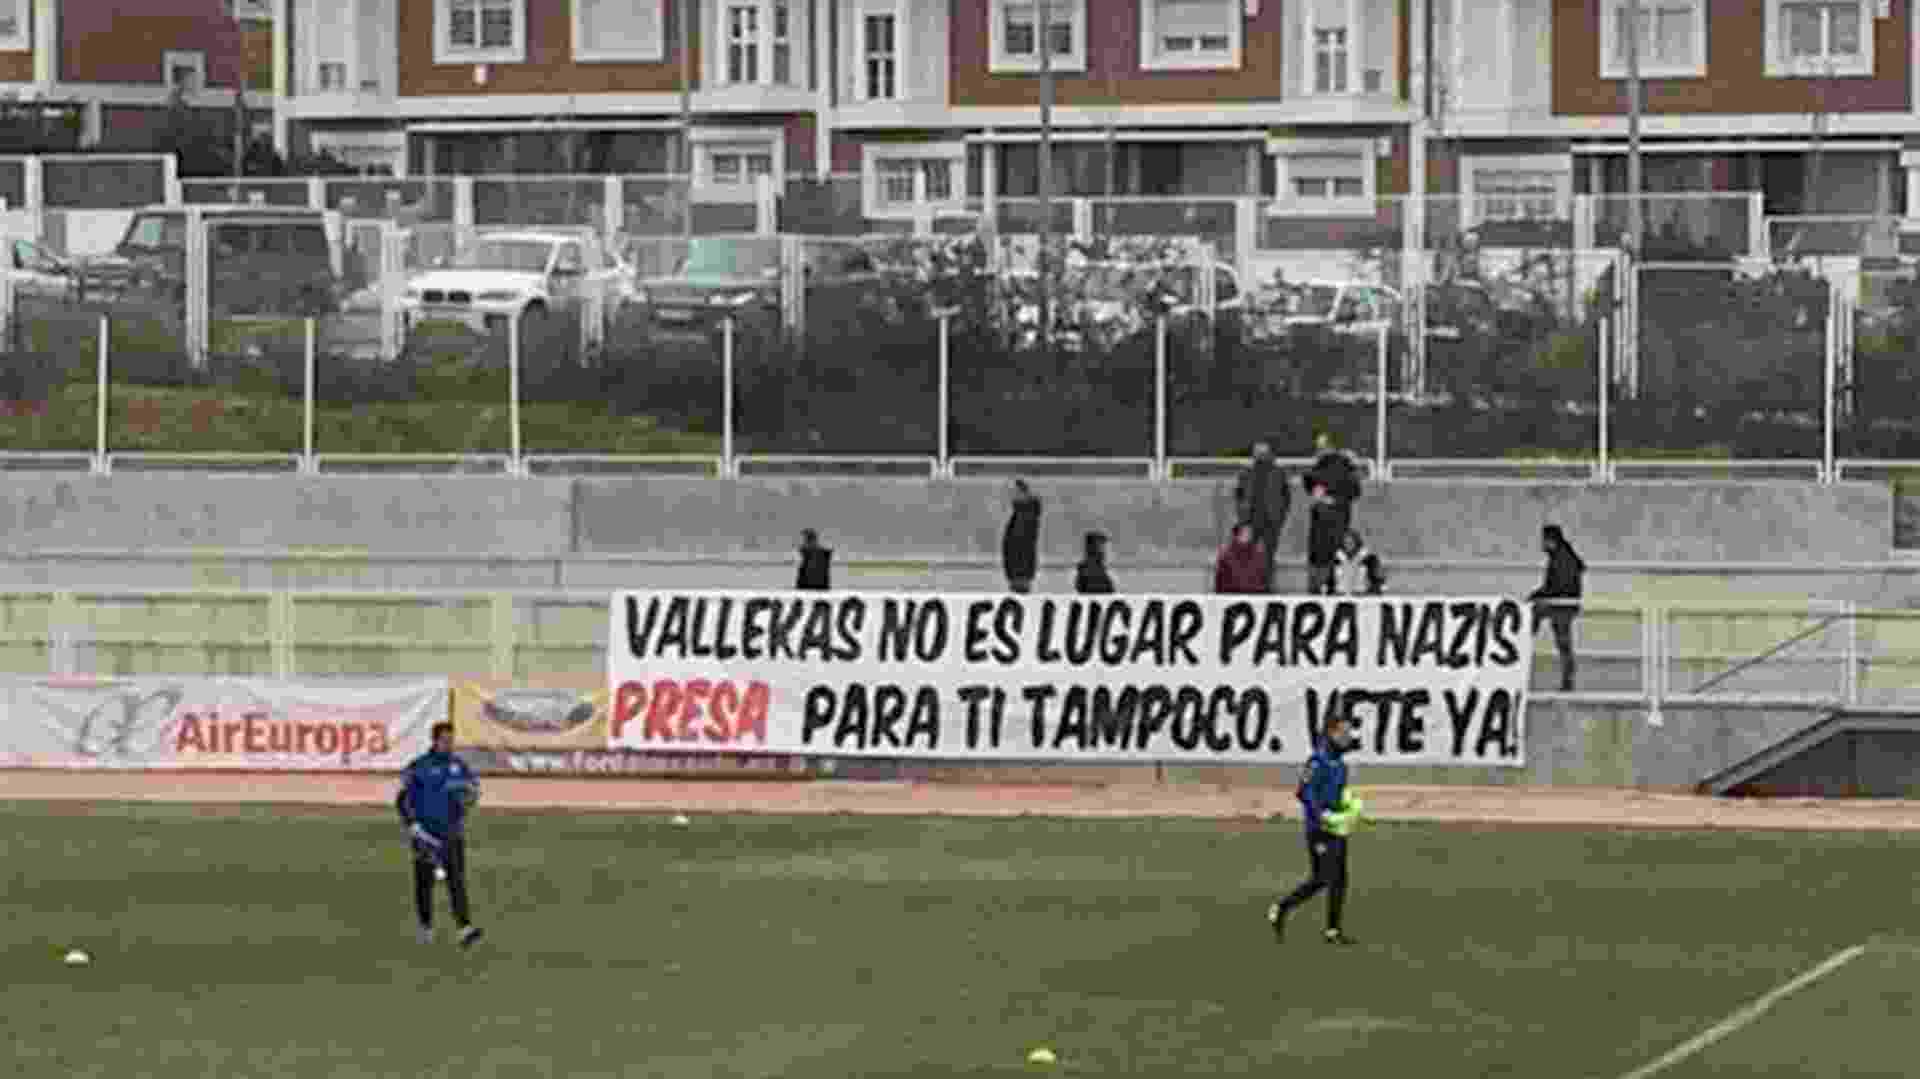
[453,239,552,272]
[678,238,782,277]
[122,215,185,250]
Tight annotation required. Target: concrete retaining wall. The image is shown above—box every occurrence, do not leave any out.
[570,477,1891,562]
[0,476,1891,563]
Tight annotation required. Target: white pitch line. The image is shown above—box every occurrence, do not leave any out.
[1610,942,1869,1079]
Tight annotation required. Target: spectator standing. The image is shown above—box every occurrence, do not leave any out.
[1307,431,1363,539]
[1233,441,1291,592]
[1214,524,1270,595]
[1075,531,1116,594]
[795,529,832,591]
[1002,479,1042,594]
[1527,524,1587,692]
[1333,529,1386,596]
[1305,480,1342,595]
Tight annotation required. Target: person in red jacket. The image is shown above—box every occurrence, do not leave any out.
[1214,523,1270,595]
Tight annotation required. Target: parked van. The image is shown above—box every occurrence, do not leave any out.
[95,205,345,317]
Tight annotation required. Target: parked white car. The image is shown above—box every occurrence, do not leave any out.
[1005,260,1247,352]
[400,229,632,335]
[6,238,81,300]
[1249,279,1403,342]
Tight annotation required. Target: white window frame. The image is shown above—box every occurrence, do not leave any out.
[1266,137,1377,218]
[1765,0,1874,78]
[1140,0,1242,71]
[690,127,786,203]
[862,143,969,219]
[1297,0,1363,96]
[164,50,208,93]
[573,0,667,63]
[229,0,273,21]
[435,0,527,65]
[1598,0,1707,80]
[854,0,908,101]
[1461,154,1574,228]
[0,0,27,51]
[990,0,1088,74]
[717,0,799,86]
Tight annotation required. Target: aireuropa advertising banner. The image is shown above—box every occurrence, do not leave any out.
[0,677,447,770]
[605,592,1531,766]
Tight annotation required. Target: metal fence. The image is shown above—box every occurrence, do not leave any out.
[0,589,1909,709]
[0,292,1888,481]
[3,176,1920,478]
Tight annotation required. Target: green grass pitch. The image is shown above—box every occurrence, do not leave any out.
[4,800,1917,1078]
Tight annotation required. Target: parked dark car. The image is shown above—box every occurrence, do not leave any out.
[87,205,344,317]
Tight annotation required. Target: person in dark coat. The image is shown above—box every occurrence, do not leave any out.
[1214,523,1270,595]
[795,529,832,591]
[1526,524,1587,691]
[1001,479,1042,593]
[1307,431,1363,539]
[1233,441,1291,592]
[1305,480,1343,595]
[1074,531,1115,594]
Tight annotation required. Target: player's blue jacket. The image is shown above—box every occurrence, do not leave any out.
[395,750,478,839]
[1296,740,1350,836]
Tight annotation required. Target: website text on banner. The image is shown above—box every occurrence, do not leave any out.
[0,677,448,770]
[606,593,1530,765]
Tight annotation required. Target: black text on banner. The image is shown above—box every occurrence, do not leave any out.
[605,592,1531,766]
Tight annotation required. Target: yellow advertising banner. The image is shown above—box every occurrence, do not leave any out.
[452,674,607,750]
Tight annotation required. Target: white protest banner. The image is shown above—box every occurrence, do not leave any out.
[605,592,1530,766]
[0,677,447,770]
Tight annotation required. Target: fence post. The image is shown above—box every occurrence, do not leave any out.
[912,168,934,237]
[1844,601,1861,706]
[722,316,736,478]
[271,590,296,679]
[1823,280,1839,484]
[755,174,777,235]
[1623,253,1641,399]
[452,176,475,233]
[307,176,325,210]
[603,175,623,238]
[490,593,516,680]
[302,317,317,474]
[1596,309,1611,483]
[1154,315,1168,481]
[22,156,42,242]
[507,311,524,476]
[50,590,78,676]
[1748,192,1769,261]
[92,315,108,475]
[1373,323,1391,481]
[1235,197,1257,282]
[1645,605,1666,727]
[937,311,951,478]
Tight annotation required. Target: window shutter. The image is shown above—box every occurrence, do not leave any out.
[579,0,665,57]
[1288,153,1365,181]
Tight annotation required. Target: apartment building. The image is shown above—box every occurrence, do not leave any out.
[0,0,270,153]
[271,0,1920,243]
